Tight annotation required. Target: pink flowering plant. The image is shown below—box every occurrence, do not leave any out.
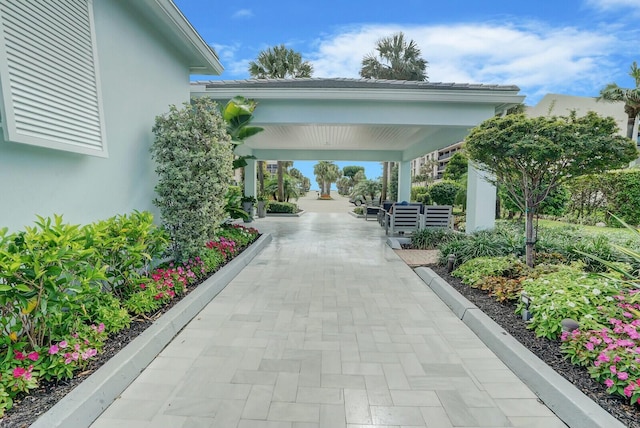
[561,288,640,406]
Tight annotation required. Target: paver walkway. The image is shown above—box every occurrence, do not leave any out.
[90,194,566,427]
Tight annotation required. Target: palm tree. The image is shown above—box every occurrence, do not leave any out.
[598,61,640,143]
[248,44,313,79]
[313,161,341,197]
[249,45,313,200]
[360,32,428,82]
[360,33,428,199]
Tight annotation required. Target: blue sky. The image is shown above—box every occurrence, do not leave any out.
[175,0,640,187]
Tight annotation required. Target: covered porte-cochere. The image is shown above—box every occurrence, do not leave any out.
[191,78,524,231]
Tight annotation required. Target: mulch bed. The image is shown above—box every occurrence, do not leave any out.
[0,238,258,428]
[428,264,639,428]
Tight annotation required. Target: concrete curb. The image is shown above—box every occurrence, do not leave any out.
[386,236,411,249]
[31,234,273,428]
[414,266,625,428]
[265,210,306,217]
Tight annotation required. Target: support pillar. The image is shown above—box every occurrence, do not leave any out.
[466,162,496,232]
[397,160,411,202]
[243,159,257,197]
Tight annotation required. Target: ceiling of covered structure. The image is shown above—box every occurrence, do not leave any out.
[190,78,525,162]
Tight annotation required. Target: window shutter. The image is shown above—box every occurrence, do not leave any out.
[0,0,107,156]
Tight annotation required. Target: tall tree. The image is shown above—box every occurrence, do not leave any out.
[313,161,341,197]
[248,44,313,79]
[360,32,428,200]
[598,61,640,143]
[248,45,313,201]
[360,32,428,82]
[465,112,638,267]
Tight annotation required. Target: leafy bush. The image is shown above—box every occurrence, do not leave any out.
[411,228,456,250]
[151,97,234,261]
[429,180,462,205]
[516,265,622,339]
[415,192,432,204]
[85,211,168,298]
[0,216,107,349]
[411,186,427,201]
[452,256,523,286]
[437,225,523,267]
[267,201,298,213]
[353,207,364,215]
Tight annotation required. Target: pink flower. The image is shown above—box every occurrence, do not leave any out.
[59,340,68,348]
[27,351,39,361]
[14,351,25,361]
[12,367,26,378]
[610,365,617,374]
[48,344,59,355]
[71,352,79,361]
[623,312,633,319]
[617,372,629,381]
[605,378,614,388]
[624,384,635,398]
[585,342,595,351]
[597,353,610,363]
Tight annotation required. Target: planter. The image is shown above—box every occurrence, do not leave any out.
[257,200,266,218]
[241,202,254,222]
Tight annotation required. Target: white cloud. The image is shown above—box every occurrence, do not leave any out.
[586,0,640,10]
[232,9,253,19]
[308,23,619,104]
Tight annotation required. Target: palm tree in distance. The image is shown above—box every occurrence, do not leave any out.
[360,32,428,82]
[598,61,640,144]
[248,44,313,79]
[313,161,342,198]
[360,32,428,199]
[249,45,314,201]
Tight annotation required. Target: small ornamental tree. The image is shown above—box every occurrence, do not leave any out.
[151,98,234,262]
[465,112,638,267]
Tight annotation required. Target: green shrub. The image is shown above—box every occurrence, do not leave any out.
[415,192,432,204]
[411,227,456,250]
[353,207,364,215]
[85,211,168,298]
[437,225,523,267]
[411,186,427,201]
[429,180,462,205]
[0,216,107,349]
[516,265,621,339]
[150,97,234,262]
[267,201,298,213]
[452,256,522,286]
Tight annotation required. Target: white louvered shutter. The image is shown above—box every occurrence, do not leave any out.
[0,0,107,156]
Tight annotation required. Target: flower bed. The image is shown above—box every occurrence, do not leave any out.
[0,213,259,422]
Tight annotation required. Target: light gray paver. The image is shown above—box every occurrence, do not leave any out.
[83,194,572,428]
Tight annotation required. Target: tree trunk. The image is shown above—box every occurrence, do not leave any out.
[525,209,536,267]
[381,162,389,201]
[627,114,636,141]
[277,161,284,202]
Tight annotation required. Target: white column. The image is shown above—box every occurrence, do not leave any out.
[397,160,411,202]
[466,162,496,232]
[243,159,257,197]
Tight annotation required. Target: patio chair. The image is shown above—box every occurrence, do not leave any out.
[421,205,453,229]
[364,205,381,221]
[385,204,422,235]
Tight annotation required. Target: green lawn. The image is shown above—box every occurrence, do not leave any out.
[536,219,637,241]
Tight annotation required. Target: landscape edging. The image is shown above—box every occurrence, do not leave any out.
[30,233,273,428]
[414,266,625,428]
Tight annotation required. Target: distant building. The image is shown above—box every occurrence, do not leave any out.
[409,93,638,186]
[411,141,464,183]
[526,93,635,140]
